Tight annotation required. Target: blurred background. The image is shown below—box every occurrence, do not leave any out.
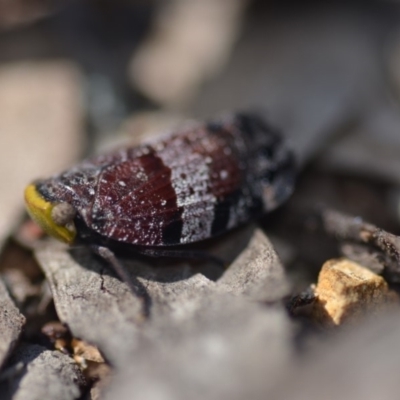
[2,0,400,272]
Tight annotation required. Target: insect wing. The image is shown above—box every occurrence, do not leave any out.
[87,126,245,246]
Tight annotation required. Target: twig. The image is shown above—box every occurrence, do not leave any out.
[320,208,400,281]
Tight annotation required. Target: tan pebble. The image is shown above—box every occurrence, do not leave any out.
[313,258,397,326]
[71,339,104,364]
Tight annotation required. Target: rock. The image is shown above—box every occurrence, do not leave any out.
[34,238,223,365]
[34,242,145,365]
[312,258,395,326]
[1,343,85,400]
[0,278,25,368]
[217,229,290,302]
[104,294,292,400]
[271,310,400,400]
[34,226,290,375]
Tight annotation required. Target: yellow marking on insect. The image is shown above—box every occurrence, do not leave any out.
[24,184,76,244]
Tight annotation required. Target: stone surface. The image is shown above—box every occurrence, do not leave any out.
[271,310,400,400]
[34,242,145,365]
[217,229,289,302]
[33,225,290,377]
[312,258,394,326]
[1,343,84,400]
[105,294,292,400]
[0,278,25,368]
[35,239,222,365]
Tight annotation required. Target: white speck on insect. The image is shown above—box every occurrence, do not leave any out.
[118,181,126,187]
[220,170,228,180]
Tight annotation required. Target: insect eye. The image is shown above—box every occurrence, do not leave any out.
[24,184,77,244]
[51,203,76,226]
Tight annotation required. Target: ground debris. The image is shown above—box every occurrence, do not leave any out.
[320,208,400,282]
[312,258,396,327]
[339,242,385,275]
[41,321,70,354]
[71,339,104,365]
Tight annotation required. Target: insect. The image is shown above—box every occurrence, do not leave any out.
[24,113,295,287]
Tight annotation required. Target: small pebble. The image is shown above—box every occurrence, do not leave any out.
[312,258,397,326]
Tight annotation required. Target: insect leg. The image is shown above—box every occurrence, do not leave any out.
[90,245,150,319]
[286,286,316,316]
[134,248,226,269]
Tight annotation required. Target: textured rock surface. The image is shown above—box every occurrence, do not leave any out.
[271,310,400,400]
[105,295,292,400]
[0,343,85,400]
[34,227,290,373]
[217,229,289,302]
[34,242,144,365]
[0,278,25,368]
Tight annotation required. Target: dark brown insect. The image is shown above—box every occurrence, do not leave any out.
[25,113,295,289]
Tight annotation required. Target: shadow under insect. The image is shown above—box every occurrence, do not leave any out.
[69,223,255,287]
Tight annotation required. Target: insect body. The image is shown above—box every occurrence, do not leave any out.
[24,113,295,251]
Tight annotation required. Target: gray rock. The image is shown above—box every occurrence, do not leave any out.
[34,241,145,364]
[271,309,400,400]
[34,226,291,378]
[217,228,290,302]
[33,223,292,399]
[34,240,219,364]
[0,278,25,369]
[105,294,292,400]
[1,343,84,400]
